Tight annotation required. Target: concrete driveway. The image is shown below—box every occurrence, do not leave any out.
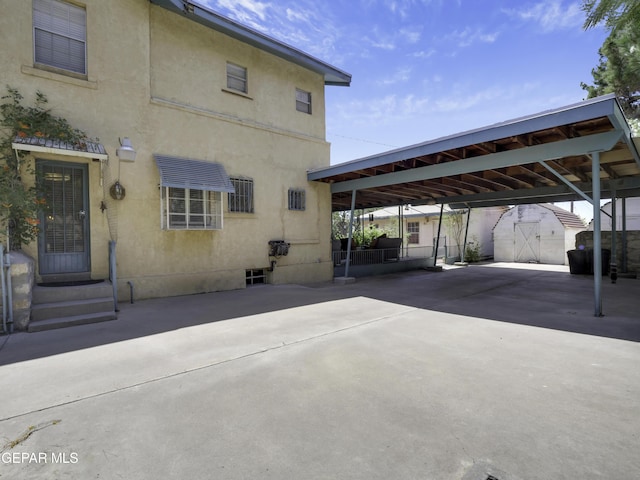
[1,263,639,479]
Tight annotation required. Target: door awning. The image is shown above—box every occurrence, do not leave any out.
[154,154,235,193]
[12,135,109,161]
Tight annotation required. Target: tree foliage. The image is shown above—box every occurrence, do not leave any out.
[581,1,640,122]
[0,86,89,249]
[582,0,640,31]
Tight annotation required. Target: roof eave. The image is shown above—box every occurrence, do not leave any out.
[150,0,351,87]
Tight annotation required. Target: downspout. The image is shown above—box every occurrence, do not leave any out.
[109,240,119,312]
[5,252,12,333]
[344,189,357,278]
[622,198,628,272]
[592,151,603,316]
[1,246,6,333]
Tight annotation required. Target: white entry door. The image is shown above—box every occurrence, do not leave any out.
[514,222,540,263]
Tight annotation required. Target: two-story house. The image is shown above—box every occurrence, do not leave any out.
[0,0,351,323]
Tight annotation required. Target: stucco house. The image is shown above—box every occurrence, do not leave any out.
[493,204,586,265]
[0,0,350,329]
[587,197,640,231]
[357,205,507,260]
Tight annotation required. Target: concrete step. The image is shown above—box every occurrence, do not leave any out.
[32,282,114,304]
[28,311,117,333]
[31,297,115,322]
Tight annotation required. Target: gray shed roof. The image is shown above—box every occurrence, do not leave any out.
[150,0,351,86]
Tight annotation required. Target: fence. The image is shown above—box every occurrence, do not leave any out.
[333,244,462,267]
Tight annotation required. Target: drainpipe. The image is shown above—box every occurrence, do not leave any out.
[621,198,627,273]
[5,252,12,333]
[1,246,6,333]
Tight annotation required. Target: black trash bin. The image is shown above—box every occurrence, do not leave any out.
[567,249,589,274]
[586,248,611,275]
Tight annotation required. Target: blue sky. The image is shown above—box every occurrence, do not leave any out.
[200,0,608,220]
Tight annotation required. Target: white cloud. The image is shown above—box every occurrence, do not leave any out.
[503,0,583,32]
[210,0,270,22]
[445,27,500,48]
[377,67,413,86]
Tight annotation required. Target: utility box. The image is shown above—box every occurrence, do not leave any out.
[268,240,290,257]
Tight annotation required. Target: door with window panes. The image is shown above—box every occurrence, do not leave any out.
[37,161,90,275]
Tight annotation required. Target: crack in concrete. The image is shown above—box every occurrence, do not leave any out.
[0,307,415,422]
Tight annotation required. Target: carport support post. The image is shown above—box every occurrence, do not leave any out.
[610,191,617,283]
[592,151,603,316]
[344,189,357,278]
[433,203,444,267]
[462,207,471,262]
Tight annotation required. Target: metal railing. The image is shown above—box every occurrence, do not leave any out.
[333,244,463,267]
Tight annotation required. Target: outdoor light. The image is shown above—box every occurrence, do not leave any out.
[110,180,126,200]
[116,137,136,162]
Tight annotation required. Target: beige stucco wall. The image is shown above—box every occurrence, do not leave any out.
[1,0,335,300]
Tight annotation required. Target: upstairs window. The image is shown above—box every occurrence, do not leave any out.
[226,62,248,94]
[295,89,312,114]
[288,188,306,211]
[228,177,254,213]
[33,0,87,75]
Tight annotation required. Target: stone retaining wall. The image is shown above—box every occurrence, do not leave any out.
[0,251,35,331]
[575,231,640,273]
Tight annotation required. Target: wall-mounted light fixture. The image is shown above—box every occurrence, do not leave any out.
[110,181,126,200]
[116,137,136,162]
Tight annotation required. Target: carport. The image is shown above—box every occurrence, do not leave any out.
[309,94,640,316]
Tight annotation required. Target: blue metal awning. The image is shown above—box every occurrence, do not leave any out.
[154,154,235,193]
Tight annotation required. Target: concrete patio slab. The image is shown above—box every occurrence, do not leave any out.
[1,263,639,479]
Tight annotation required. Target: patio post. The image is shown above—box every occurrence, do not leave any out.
[344,189,357,278]
[621,197,627,273]
[610,191,617,283]
[592,151,602,316]
[433,203,444,267]
[462,207,471,262]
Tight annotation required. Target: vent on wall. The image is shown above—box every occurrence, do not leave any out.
[246,269,266,286]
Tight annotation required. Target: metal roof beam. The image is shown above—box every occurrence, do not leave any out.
[329,130,624,194]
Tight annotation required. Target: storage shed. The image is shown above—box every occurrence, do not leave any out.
[493,204,586,265]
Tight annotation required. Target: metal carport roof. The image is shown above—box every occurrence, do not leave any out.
[309,94,640,316]
[309,94,640,211]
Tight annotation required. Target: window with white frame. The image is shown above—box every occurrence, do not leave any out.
[228,177,254,213]
[226,62,248,93]
[33,0,87,75]
[407,221,420,244]
[162,187,223,230]
[295,89,312,114]
[288,188,306,211]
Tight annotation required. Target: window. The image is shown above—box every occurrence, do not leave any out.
[228,177,254,213]
[288,189,306,211]
[33,0,87,75]
[407,221,420,244]
[295,89,311,114]
[226,62,247,93]
[246,269,266,286]
[162,187,222,230]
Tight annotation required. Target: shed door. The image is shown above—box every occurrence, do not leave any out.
[37,161,90,275]
[514,222,540,263]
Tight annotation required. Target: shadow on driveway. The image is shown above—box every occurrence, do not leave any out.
[1,263,638,366]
